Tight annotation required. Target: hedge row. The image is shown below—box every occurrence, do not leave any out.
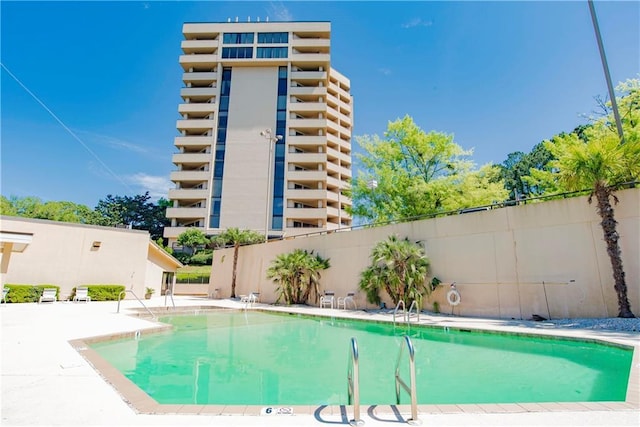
[4,284,125,303]
[3,285,60,303]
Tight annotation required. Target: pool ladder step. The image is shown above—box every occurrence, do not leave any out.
[347,336,420,425]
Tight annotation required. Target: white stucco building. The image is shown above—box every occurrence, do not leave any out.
[164,21,353,244]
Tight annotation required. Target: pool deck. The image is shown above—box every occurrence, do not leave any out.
[1,296,638,426]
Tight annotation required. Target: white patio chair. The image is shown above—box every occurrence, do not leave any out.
[337,292,357,310]
[320,291,335,309]
[73,286,91,303]
[1,287,8,304]
[39,288,57,303]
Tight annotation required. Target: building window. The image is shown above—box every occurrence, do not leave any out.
[258,32,288,43]
[223,32,254,44]
[256,47,288,59]
[270,65,288,231]
[210,68,232,228]
[222,47,253,59]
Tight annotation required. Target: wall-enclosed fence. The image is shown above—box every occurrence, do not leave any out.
[210,187,640,320]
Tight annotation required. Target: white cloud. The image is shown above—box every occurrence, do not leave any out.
[401,18,433,29]
[379,68,392,76]
[266,2,293,21]
[77,130,149,155]
[126,173,173,201]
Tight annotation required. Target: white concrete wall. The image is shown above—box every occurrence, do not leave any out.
[210,188,640,319]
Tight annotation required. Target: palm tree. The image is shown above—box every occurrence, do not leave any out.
[544,107,639,317]
[359,235,431,307]
[213,228,264,298]
[267,249,330,305]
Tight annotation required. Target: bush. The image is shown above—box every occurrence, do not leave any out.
[173,252,192,265]
[176,272,210,284]
[74,284,126,301]
[4,284,60,303]
[190,249,213,265]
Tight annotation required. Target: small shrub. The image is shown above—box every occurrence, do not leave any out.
[77,284,126,301]
[174,252,192,265]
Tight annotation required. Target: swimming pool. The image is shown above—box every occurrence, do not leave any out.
[91,310,633,406]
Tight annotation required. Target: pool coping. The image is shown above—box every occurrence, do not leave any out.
[69,304,640,418]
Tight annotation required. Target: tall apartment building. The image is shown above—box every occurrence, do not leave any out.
[164,21,353,244]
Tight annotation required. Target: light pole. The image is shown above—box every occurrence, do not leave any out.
[260,129,282,241]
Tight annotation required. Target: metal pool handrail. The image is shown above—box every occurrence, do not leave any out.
[408,299,420,323]
[117,289,155,318]
[347,337,364,426]
[164,288,175,309]
[395,335,420,425]
[393,300,406,325]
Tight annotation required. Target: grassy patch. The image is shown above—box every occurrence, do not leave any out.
[177,265,211,283]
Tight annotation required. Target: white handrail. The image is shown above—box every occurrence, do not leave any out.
[395,335,420,425]
[408,299,420,322]
[116,289,155,318]
[393,300,406,325]
[347,337,364,426]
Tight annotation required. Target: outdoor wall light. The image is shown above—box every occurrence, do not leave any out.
[91,241,102,250]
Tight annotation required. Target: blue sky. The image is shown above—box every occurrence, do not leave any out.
[2,1,638,208]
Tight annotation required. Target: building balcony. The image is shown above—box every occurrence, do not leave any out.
[288,118,326,129]
[291,38,331,48]
[288,101,326,113]
[174,136,214,148]
[289,86,327,97]
[287,135,326,147]
[176,119,216,132]
[326,162,351,177]
[170,170,211,182]
[183,71,217,83]
[285,207,326,220]
[165,207,208,219]
[168,188,209,201]
[179,54,218,70]
[164,226,202,239]
[287,152,326,165]
[286,188,327,200]
[178,103,216,116]
[290,71,327,81]
[180,87,217,99]
[181,39,218,53]
[326,146,351,164]
[172,152,212,165]
[287,170,326,182]
[326,175,342,188]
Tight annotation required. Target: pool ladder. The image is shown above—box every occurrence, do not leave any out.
[393,300,421,325]
[395,336,421,425]
[116,288,155,318]
[347,337,364,426]
[347,336,420,425]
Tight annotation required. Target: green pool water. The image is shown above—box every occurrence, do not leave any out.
[91,311,633,406]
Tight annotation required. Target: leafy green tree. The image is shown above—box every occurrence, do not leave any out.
[94,192,169,239]
[177,228,209,257]
[267,249,330,305]
[348,115,507,222]
[500,142,554,201]
[212,228,264,298]
[536,79,640,318]
[0,196,100,224]
[359,235,431,307]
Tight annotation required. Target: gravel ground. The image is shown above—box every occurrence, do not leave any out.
[545,317,640,332]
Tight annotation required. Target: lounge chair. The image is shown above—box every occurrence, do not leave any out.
[240,292,260,306]
[1,287,8,304]
[320,291,335,309]
[73,286,91,303]
[337,292,357,310]
[39,288,57,303]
